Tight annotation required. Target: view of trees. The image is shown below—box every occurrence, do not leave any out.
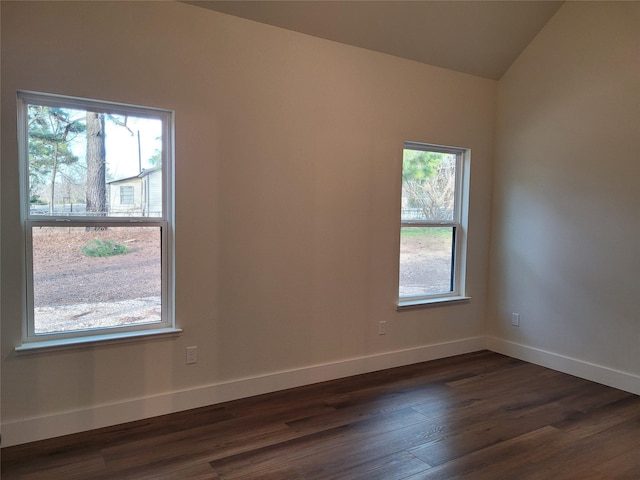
[27,105,162,216]
[402,149,456,222]
[28,105,86,213]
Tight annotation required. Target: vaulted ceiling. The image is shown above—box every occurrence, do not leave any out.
[184,1,563,80]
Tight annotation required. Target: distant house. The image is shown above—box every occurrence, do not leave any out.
[107,167,162,217]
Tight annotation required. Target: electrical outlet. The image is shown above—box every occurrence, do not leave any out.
[186,346,198,364]
[511,313,520,327]
[379,321,387,335]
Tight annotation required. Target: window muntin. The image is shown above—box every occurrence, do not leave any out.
[399,142,467,302]
[18,91,174,343]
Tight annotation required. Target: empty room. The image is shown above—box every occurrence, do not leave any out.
[1,1,638,478]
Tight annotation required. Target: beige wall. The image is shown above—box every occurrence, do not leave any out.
[1,1,495,444]
[488,2,640,377]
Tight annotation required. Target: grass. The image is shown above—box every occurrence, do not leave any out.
[400,226,452,238]
[81,239,130,258]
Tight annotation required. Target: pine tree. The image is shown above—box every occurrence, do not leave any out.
[28,106,85,213]
[85,112,107,216]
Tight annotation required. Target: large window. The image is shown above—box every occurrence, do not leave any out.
[17,91,176,348]
[399,142,468,306]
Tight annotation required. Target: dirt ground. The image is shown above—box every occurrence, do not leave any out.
[32,226,161,307]
[31,227,162,333]
[399,234,453,297]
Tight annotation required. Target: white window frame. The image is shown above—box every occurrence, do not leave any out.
[16,91,179,351]
[397,141,470,309]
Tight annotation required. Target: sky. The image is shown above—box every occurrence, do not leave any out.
[103,115,162,181]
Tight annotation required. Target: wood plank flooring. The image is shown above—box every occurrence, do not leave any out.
[2,351,639,479]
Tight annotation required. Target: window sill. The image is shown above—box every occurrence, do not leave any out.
[15,327,182,355]
[396,296,471,311]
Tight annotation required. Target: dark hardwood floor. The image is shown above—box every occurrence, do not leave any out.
[3,351,639,479]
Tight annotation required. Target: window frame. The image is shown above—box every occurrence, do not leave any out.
[397,141,470,309]
[16,91,178,351]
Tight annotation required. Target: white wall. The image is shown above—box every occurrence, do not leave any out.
[488,2,640,390]
[1,1,495,445]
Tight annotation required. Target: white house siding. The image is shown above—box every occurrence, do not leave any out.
[146,169,162,217]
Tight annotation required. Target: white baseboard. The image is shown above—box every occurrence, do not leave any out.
[486,336,640,396]
[1,336,485,447]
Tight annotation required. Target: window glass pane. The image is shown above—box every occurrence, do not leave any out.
[119,186,135,205]
[27,105,163,218]
[401,149,456,222]
[399,227,454,297]
[31,226,161,334]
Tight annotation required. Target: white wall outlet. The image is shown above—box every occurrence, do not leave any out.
[186,346,198,364]
[511,313,520,327]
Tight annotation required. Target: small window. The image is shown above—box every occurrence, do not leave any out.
[398,142,468,306]
[17,91,175,347]
[120,186,134,205]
